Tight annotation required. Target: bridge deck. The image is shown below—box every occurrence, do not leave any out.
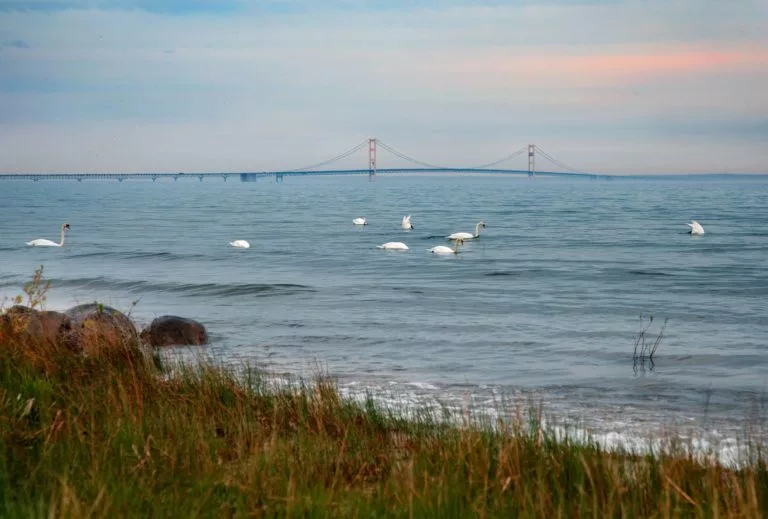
[0,168,607,182]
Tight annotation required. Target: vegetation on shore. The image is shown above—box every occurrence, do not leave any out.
[1,271,767,517]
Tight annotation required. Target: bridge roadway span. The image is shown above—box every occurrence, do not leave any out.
[0,168,608,182]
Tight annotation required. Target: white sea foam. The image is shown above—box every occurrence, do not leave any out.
[407,381,439,391]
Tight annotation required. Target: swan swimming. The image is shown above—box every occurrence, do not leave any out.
[401,215,414,230]
[353,217,368,226]
[429,238,465,255]
[229,240,251,249]
[377,242,409,251]
[448,221,485,240]
[686,221,705,235]
[26,223,70,247]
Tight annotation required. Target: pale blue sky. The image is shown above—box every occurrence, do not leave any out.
[1,0,766,173]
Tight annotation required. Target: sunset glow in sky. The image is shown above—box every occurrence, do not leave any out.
[1,1,766,174]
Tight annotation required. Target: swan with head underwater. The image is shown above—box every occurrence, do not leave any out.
[229,240,250,249]
[377,241,409,251]
[686,220,705,235]
[429,238,465,255]
[401,215,413,230]
[448,221,485,241]
[26,223,70,247]
[353,217,368,226]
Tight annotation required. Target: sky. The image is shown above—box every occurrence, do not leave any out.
[0,0,766,174]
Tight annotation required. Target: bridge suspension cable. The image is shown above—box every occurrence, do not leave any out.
[471,146,528,169]
[280,138,570,174]
[534,146,583,173]
[376,141,448,169]
[377,141,531,170]
[287,139,369,172]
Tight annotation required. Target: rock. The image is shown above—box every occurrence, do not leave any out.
[140,315,207,347]
[63,303,139,356]
[5,305,37,316]
[33,310,72,345]
[0,306,71,346]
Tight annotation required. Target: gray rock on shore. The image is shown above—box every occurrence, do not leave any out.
[62,303,140,355]
[140,315,208,347]
[0,305,72,347]
[3,304,208,352]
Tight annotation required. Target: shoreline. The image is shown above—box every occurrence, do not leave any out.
[2,285,768,515]
[3,331,766,516]
[3,281,764,471]
[3,270,766,467]
[159,346,763,470]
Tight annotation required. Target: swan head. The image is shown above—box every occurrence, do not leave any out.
[62,223,71,231]
[478,221,486,228]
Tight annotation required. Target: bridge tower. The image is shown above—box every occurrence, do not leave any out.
[528,144,536,178]
[368,138,377,181]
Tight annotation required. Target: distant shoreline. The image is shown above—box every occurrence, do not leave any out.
[1,171,767,181]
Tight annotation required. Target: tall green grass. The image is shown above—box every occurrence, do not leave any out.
[1,276,767,516]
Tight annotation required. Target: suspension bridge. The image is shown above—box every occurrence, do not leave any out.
[0,139,610,182]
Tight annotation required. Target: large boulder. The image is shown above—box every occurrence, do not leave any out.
[140,315,207,347]
[63,303,139,356]
[0,305,72,346]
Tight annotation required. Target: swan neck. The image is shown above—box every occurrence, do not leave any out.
[475,222,482,237]
[59,227,66,246]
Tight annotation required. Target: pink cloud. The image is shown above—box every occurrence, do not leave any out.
[378,46,768,92]
[534,48,768,82]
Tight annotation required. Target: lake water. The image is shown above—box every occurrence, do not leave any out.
[1,174,767,455]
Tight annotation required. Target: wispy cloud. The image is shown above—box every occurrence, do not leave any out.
[0,0,244,15]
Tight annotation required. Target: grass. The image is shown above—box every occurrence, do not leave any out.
[1,274,768,517]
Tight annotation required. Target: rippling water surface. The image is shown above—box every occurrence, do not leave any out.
[2,175,767,448]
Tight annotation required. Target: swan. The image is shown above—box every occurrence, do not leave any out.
[377,242,409,251]
[353,217,368,226]
[448,221,486,240]
[229,240,250,249]
[26,223,70,247]
[429,238,465,255]
[686,221,705,235]
[401,215,414,230]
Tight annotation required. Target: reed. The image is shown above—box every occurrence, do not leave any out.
[1,275,767,517]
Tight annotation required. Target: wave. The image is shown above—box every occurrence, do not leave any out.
[47,276,314,298]
[65,250,206,261]
[484,269,554,277]
[333,377,752,467]
[391,286,425,294]
[627,270,674,277]
[485,271,519,277]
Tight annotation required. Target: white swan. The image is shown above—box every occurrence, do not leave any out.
[448,221,486,240]
[27,223,70,247]
[377,242,409,251]
[353,217,368,226]
[229,240,250,249]
[401,215,413,230]
[686,220,705,235]
[429,238,465,255]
